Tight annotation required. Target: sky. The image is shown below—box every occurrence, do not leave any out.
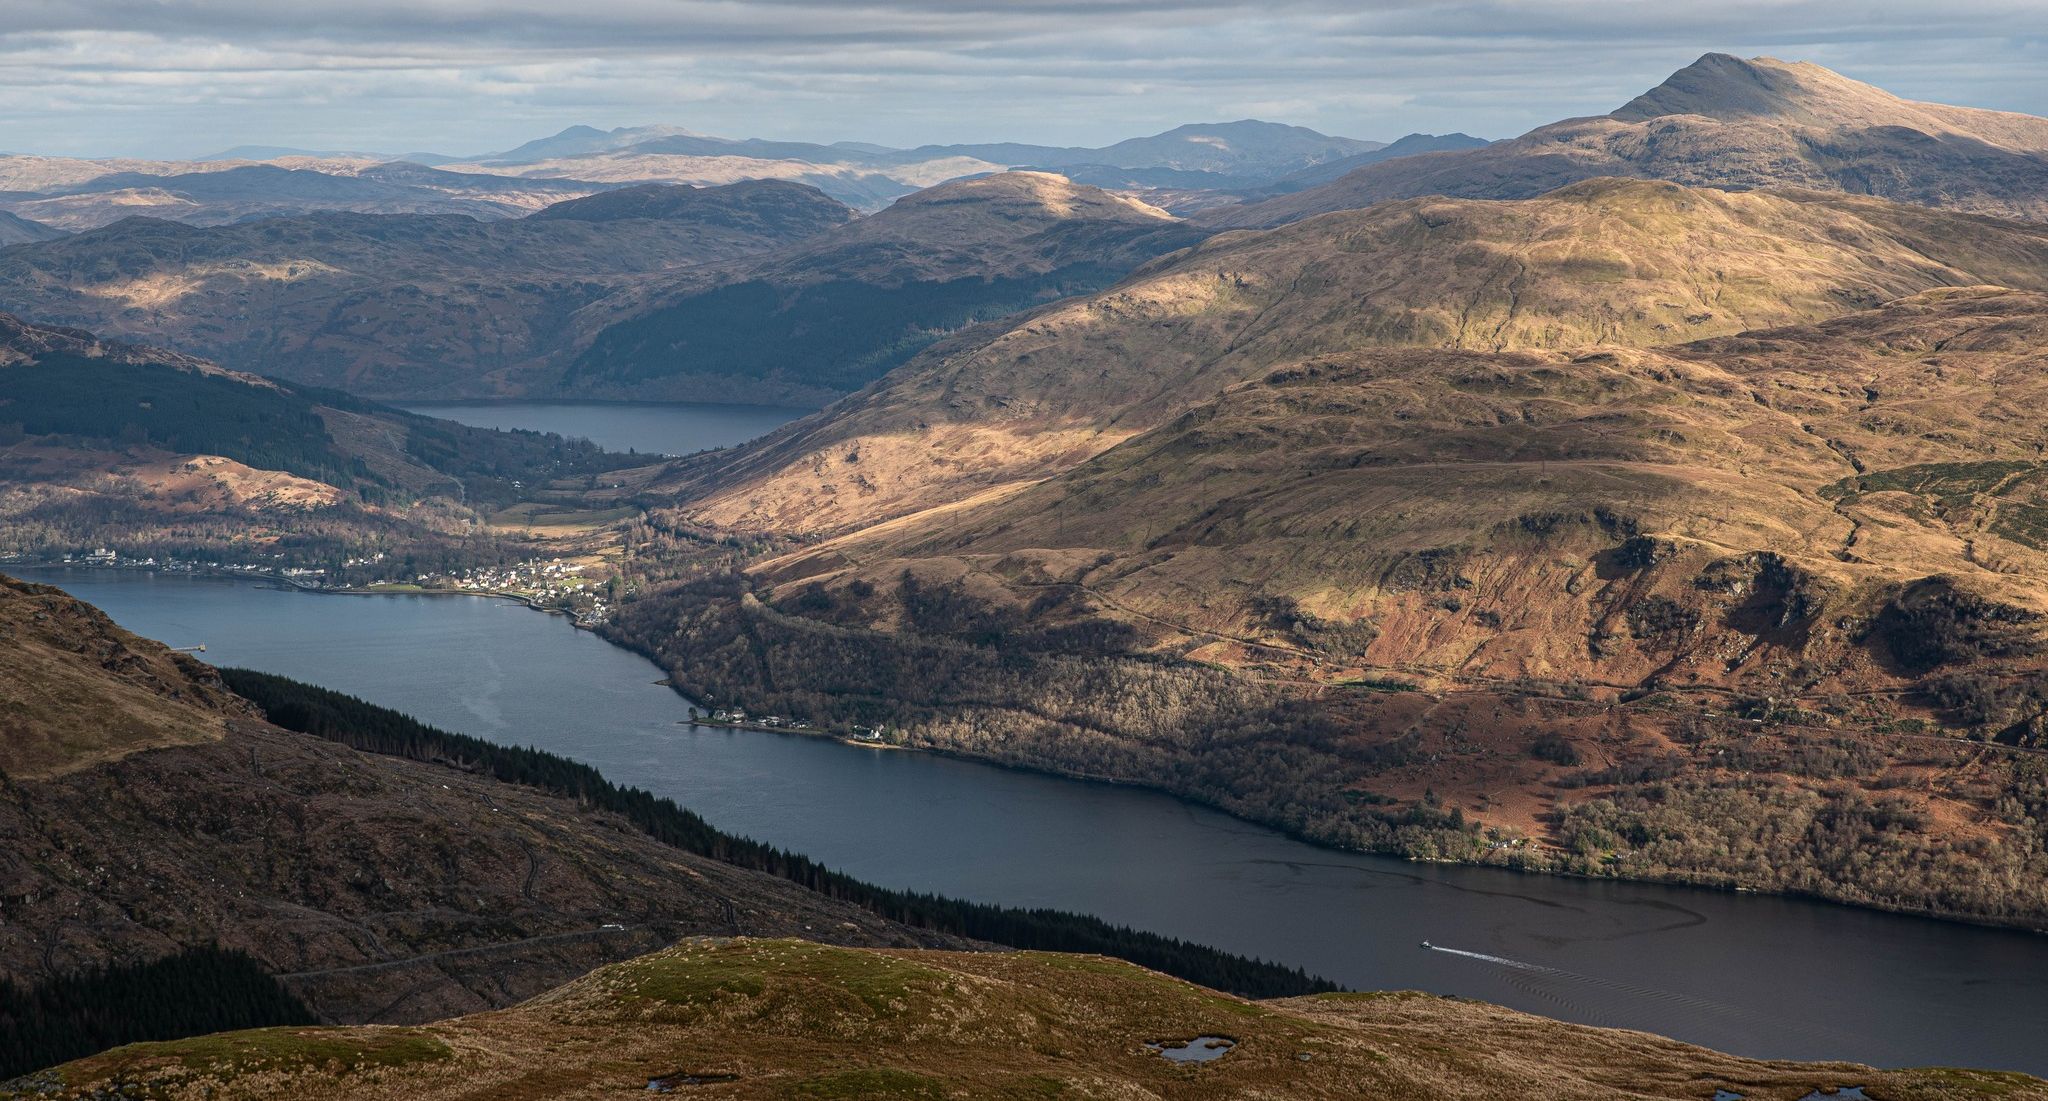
[1,1,2045,160]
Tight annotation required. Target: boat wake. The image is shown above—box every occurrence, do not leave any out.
[1419,942,1853,1050]
[1424,944,1563,973]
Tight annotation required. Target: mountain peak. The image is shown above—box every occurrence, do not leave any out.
[1610,53,1890,125]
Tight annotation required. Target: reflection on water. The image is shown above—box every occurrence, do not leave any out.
[1146,1037,1235,1063]
[18,566,2048,1076]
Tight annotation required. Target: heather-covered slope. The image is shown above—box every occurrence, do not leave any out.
[0,573,240,781]
[614,288,2048,930]
[652,180,2048,534]
[1203,54,2048,229]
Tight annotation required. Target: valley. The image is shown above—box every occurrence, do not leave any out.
[0,312,659,607]
[6,37,2048,1095]
[26,564,2048,1075]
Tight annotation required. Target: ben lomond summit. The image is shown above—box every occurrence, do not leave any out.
[1203,52,2048,227]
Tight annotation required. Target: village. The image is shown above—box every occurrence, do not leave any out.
[694,706,894,747]
[3,549,619,626]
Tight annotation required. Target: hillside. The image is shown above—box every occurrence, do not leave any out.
[559,172,1210,404]
[19,937,2043,1099]
[0,180,853,397]
[1202,54,2048,229]
[0,574,960,1033]
[0,211,62,245]
[650,179,2048,534]
[0,313,643,577]
[0,572,243,781]
[1251,131,1495,193]
[0,576,1342,1076]
[611,291,2048,929]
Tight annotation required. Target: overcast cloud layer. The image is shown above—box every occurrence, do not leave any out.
[2,1,2045,159]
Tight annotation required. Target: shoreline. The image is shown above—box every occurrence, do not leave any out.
[679,716,901,750]
[19,559,2048,940]
[617,628,2048,941]
[6,559,600,628]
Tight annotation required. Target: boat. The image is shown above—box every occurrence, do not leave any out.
[1420,940,1433,949]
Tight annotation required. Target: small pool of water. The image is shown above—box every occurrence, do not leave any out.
[646,1071,738,1091]
[1146,1036,1236,1063]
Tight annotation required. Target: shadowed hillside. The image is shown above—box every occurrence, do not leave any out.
[0,158,607,230]
[558,171,1210,404]
[0,180,853,397]
[0,211,62,245]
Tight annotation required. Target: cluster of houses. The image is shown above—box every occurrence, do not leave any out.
[425,557,614,624]
[25,548,286,576]
[436,557,588,594]
[701,707,889,743]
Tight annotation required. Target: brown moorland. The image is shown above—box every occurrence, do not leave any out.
[650,179,2048,536]
[20,937,2043,1100]
[611,287,2048,928]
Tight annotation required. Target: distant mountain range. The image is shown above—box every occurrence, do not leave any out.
[0,120,1465,229]
[5,54,2045,413]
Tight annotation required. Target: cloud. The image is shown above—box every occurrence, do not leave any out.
[0,1,2042,158]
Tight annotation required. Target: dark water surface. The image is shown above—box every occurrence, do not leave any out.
[23,566,2048,1075]
[394,400,810,456]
